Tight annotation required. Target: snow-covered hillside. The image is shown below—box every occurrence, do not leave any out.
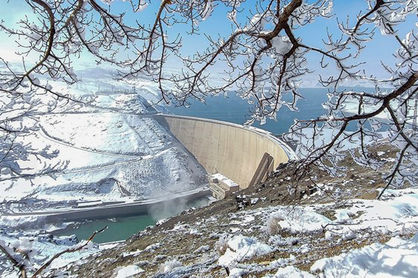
[72,186,416,278]
[68,142,417,277]
[0,77,207,211]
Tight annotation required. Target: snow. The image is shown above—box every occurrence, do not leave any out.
[249,13,264,27]
[311,233,418,277]
[214,186,418,277]
[328,188,418,236]
[114,265,144,278]
[201,0,213,21]
[211,173,239,189]
[122,249,142,257]
[144,242,161,252]
[249,188,418,240]
[271,36,292,55]
[160,259,182,273]
[272,266,315,277]
[268,207,331,234]
[136,1,148,12]
[218,235,272,267]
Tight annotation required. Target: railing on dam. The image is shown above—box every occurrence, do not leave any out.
[155,114,297,189]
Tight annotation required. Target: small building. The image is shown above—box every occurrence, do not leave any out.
[209,173,240,200]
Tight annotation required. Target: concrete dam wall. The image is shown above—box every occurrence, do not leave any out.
[156,114,297,189]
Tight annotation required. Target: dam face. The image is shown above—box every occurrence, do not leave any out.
[156,114,296,189]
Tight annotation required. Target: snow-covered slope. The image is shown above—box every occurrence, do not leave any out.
[69,183,418,277]
[0,79,207,211]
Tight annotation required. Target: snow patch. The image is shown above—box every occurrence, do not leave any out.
[311,233,418,277]
[114,264,144,278]
[218,235,272,267]
[272,266,315,277]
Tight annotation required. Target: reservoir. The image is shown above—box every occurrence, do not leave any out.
[57,196,211,243]
[56,214,155,244]
[166,88,329,135]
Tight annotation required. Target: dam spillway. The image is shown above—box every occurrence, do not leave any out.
[155,114,297,189]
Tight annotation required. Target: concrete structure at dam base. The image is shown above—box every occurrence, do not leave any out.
[209,173,240,200]
[156,114,297,198]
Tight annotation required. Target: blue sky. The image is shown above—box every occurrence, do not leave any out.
[0,0,416,86]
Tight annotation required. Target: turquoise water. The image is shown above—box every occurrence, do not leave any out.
[57,214,156,243]
[58,196,211,243]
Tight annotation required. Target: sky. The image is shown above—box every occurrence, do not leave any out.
[0,0,416,87]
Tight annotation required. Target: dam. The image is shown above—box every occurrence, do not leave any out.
[155,114,297,191]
